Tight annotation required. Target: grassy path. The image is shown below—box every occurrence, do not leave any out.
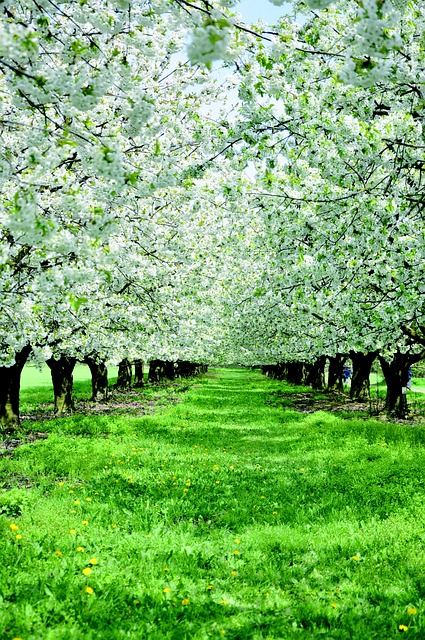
[2,368,425,638]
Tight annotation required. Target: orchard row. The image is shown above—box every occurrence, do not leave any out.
[1,1,425,427]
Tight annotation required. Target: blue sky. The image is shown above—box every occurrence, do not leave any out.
[235,1,291,24]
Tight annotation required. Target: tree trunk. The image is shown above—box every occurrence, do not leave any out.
[0,344,32,432]
[305,356,326,390]
[163,360,175,381]
[285,361,306,386]
[46,355,76,415]
[262,363,288,380]
[148,360,161,383]
[327,354,346,392]
[349,351,377,401]
[379,350,425,418]
[133,360,144,388]
[116,358,132,389]
[84,356,108,402]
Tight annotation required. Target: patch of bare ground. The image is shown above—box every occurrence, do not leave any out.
[267,390,425,425]
[267,390,366,414]
[0,432,48,458]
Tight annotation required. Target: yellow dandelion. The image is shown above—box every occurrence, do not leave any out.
[71,509,76,513]
[352,555,359,561]
[112,524,117,528]
[216,480,220,484]
[182,598,190,605]
[272,511,278,515]
[82,567,92,576]
[12,637,23,640]
[207,585,213,590]
[213,465,219,471]
[331,602,337,608]
[74,500,80,505]
[260,496,265,499]
[231,571,237,576]
[234,539,240,544]
[233,550,239,555]
[163,568,169,571]
[300,468,305,471]
[70,529,76,535]
[86,497,91,502]
[10,524,19,532]
[163,587,171,593]
[82,520,89,525]
[54,551,62,557]
[58,481,65,486]
[408,607,417,615]
[220,599,227,605]
[76,546,84,552]
[399,625,408,632]
[229,466,234,470]
[89,558,98,565]
[85,587,94,595]
[16,534,22,540]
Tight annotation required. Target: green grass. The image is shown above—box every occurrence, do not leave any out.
[2,369,425,638]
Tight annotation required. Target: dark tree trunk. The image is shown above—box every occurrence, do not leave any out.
[148,360,161,383]
[116,358,132,389]
[349,351,377,401]
[286,361,307,385]
[133,360,144,388]
[0,344,32,431]
[84,356,109,402]
[262,362,288,380]
[327,354,346,392]
[163,360,175,381]
[46,355,76,415]
[305,356,326,390]
[379,351,425,418]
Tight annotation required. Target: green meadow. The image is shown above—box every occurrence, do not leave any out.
[2,368,425,639]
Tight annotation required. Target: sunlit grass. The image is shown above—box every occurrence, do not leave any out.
[2,369,425,638]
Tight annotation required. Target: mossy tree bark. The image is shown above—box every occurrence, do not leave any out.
[379,351,425,418]
[327,354,346,391]
[84,356,109,401]
[116,358,132,389]
[46,355,76,415]
[349,351,377,401]
[148,359,163,383]
[0,344,32,431]
[133,360,144,388]
[305,356,326,389]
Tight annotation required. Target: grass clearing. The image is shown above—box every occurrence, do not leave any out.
[2,368,425,638]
